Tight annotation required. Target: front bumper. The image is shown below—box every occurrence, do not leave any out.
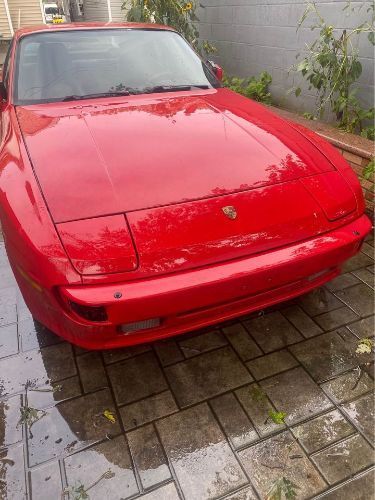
[45,214,372,349]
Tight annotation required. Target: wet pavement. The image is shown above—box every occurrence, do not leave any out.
[0,232,374,500]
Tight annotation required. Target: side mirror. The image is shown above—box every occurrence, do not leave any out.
[208,61,224,82]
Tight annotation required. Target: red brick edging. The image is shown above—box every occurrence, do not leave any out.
[270,106,374,213]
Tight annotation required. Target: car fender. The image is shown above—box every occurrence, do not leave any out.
[0,105,81,289]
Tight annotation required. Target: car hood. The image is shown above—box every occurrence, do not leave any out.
[16,88,335,223]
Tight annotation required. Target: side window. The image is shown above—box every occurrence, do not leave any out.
[2,38,14,92]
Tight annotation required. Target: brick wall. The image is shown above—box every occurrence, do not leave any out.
[342,151,374,214]
[270,106,374,214]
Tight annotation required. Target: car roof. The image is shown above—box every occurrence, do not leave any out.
[14,22,176,40]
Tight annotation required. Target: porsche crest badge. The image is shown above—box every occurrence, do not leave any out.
[222,206,237,220]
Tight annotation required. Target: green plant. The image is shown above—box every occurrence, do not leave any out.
[17,405,47,439]
[223,72,272,104]
[65,483,89,500]
[361,126,375,141]
[302,112,316,120]
[125,0,216,55]
[293,1,375,135]
[266,477,300,500]
[268,410,287,424]
[363,158,375,179]
[62,471,115,500]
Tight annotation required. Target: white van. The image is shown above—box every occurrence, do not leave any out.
[44,3,59,23]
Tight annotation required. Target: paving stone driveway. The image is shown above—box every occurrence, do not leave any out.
[0,232,374,500]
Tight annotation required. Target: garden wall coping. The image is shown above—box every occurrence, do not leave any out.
[269,106,374,160]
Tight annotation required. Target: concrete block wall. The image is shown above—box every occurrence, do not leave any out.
[197,0,375,116]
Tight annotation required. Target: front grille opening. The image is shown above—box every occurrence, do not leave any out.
[69,301,108,322]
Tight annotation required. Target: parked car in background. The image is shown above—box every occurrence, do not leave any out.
[0,23,371,349]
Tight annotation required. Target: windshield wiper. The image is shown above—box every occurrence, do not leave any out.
[61,85,210,102]
[62,91,135,102]
[142,84,210,94]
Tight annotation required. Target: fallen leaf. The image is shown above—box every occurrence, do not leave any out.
[103,410,116,423]
[269,410,287,425]
[356,338,373,354]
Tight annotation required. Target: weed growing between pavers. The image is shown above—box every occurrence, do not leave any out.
[17,380,63,438]
[266,477,300,500]
[62,470,115,500]
[17,406,47,438]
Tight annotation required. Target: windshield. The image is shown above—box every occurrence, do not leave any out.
[45,7,58,14]
[14,29,219,105]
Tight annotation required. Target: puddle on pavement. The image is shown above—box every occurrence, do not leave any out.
[156,404,248,498]
[0,342,76,397]
[64,436,138,499]
[291,409,354,453]
[27,389,121,467]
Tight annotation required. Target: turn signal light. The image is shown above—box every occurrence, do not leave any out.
[69,301,108,322]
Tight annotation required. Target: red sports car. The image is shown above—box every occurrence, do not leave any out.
[0,23,371,349]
